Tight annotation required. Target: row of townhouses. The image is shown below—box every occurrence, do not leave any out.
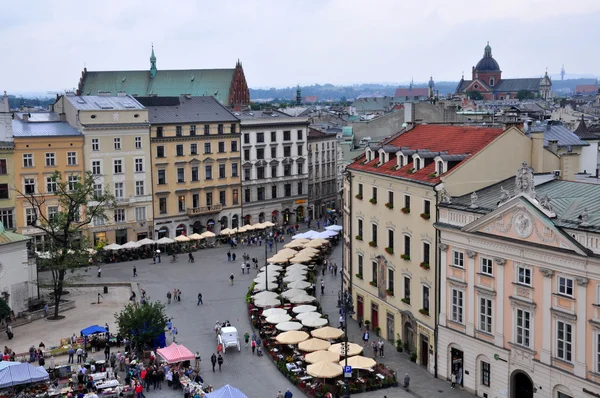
[0,92,341,249]
[344,122,600,398]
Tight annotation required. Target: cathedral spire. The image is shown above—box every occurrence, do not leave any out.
[150,44,157,79]
[484,41,492,58]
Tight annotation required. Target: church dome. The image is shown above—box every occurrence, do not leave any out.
[475,42,500,72]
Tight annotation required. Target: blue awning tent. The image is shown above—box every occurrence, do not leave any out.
[80,325,108,336]
[0,362,49,388]
[206,384,248,398]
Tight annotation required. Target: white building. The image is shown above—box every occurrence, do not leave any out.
[238,111,309,225]
[307,127,340,220]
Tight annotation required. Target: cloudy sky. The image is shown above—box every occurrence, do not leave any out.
[2,0,599,93]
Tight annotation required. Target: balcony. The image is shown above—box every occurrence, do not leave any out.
[187,204,222,216]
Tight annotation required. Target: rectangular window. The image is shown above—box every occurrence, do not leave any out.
[257,187,265,201]
[297,182,303,195]
[479,297,492,333]
[271,146,277,159]
[205,165,212,180]
[558,276,574,297]
[92,139,99,152]
[557,321,572,362]
[157,169,166,185]
[113,159,123,174]
[178,195,185,211]
[233,189,239,205]
[244,168,251,181]
[134,158,144,172]
[283,131,291,141]
[206,192,213,206]
[114,209,126,223]
[46,176,57,193]
[270,131,276,142]
[218,141,225,153]
[284,184,291,196]
[404,195,410,211]
[452,289,464,323]
[516,308,531,347]
[219,164,226,179]
[284,146,291,157]
[388,269,394,294]
[422,242,430,265]
[372,187,377,202]
[45,153,55,166]
[156,146,165,158]
[191,167,199,182]
[159,198,167,214]
[177,167,185,183]
[0,209,14,229]
[67,152,77,165]
[388,191,393,207]
[175,126,183,137]
[230,124,235,134]
[297,145,303,156]
[204,125,210,135]
[271,165,277,178]
[388,229,394,251]
[423,285,430,312]
[371,223,377,246]
[0,160,7,175]
[296,163,302,175]
[190,144,198,155]
[297,129,303,140]
[192,194,200,208]
[25,208,36,226]
[357,219,363,238]
[219,190,226,205]
[372,261,377,283]
[257,148,265,160]
[284,165,291,176]
[243,149,250,161]
[23,154,33,168]
[135,206,146,222]
[93,184,103,200]
[423,199,431,216]
[92,160,101,175]
[453,250,464,268]
[232,163,238,177]
[404,235,411,257]
[156,127,164,137]
[135,136,142,149]
[244,189,250,203]
[481,257,493,275]
[68,175,78,191]
[481,361,490,387]
[271,185,277,199]
[113,138,121,150]
[517,266,531,286]
[135,180,145,196]
[231,141,238,152]
[204,143,212,154]
[114,182,124,199]
[0,184,8,199]
[244,134,250,144]
[257,132,264,143]
[358,183,363,198]
[176,144,184,156]
[47,206,58,222]
[404,277,411,302]
[218,124,224,135]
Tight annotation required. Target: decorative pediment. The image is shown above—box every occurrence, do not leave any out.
[269,159,279,166]
[256,159,268,167]
[204,157,215,164]
[282,158,293,165]
[296,157,306,163]
[463,197,587,256]
[242,161,253,168]
[188,158,201,164]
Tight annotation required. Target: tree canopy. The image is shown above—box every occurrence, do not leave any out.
[517,90,536,100]
[0,297,11,320]
[115,301,168,351]
[466,90,483,100]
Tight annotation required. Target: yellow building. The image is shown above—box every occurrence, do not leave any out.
[0,93,15,230]
[12,112,84,250]
[137,96,242,237]
[53,94,153,245]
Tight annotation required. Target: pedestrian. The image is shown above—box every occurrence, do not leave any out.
[188,252,194,263]
[195,351,201,371]
[284,388,293,398]
[197,292,203,305]
[404,373,410,391]
[244,331,250,347]
[6,324,13,340]
[210,353,217,372]
[227,251,231,262]
[320,280,325,295]
[133,266,137,277]
[44,303,49,317]
[167,291,172,304]
[251,339,256,354]
[217,353,223,371]
[241,263,245,274]
[334,264,338,276]
[358,317,363,329]
[76,347,83,363]
[322,266,326,276]
[276,391,284,398]
[371,340,378,357]
[68,346,75,364]
[451,372,456,388]
[167,319,172,332]
[229,273,235,285]
[378,339,384,357]
[97,267,102,278]
[172,326,178,342]
[104,344,110,361]
[156,249,161,263]
[362,330,369,345]
[339,315,344,329]
[232,252,236,262]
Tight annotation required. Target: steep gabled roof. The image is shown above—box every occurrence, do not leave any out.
[573,115,599,141]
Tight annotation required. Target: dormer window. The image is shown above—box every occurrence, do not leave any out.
[414,157,421,170]
[397,154,404,168]
[365,148,372,162]
[436,161,444,175]
[489,78,495,87]
[379,152,384,165]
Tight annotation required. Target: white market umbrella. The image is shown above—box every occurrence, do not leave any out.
[325,225,343,232]
[286,280,311,289]
[262,308,288,318]
[121,241,140,250]
[253,283,278,292]
[311,326,345,340]
[305,350,340,364]
[252,291,279,301]
[328,342,363,357]
[254,274,278,284]
[285,269,308,277]
[157,237,175,244]
[200,231,216,239]
[289,294,317,304]
[307,361,343,379]
[104,243,122,251]
[281,289,306,299]
[339,355,376,370]
[302,317,328,328]
[188,233,203,241]
[252,223,266,230]
[254,297,281,308]
[298,338,331,352]
[260,264,283,273]
[286,264,308,271]
[315,230,338,239]
[174,235,190,242]
[296,312,321,321]
[292,305,317,314]
[283,274,307,283]
[266,314,292,324]
[136,238,155,246]
[262,221,275,227]
[276,321,303,332]
[275,331,309,344]
[220,228,234,236]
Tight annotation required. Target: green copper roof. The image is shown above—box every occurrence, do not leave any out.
[0,222,29,245]
[80,68,235,105]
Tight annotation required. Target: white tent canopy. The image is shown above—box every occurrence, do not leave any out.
[104,243,121,251]
[120,241,140,249]
[325,225,343,232]
[157,237,175,244]
[136,238,155,246]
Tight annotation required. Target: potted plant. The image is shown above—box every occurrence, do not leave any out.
[369,241,377,247]
[395,334,403,352]
[401,298,410,305]
[375,326,381,336]
[420,262,430,270]
[369,198,377,204]
[428,172,438,178]
[356,235,363,241]
[420,212,431,220]
[386,289,394,296]
[407,168,415,174]
[385,247,394,254]
[369,280,378,287]
[355,194,363,200]
[419,308,430,316]
[385,202,393,209]
[401,254,410,261]
[355,273,363,279]
[401,207,410,214]
[403,341,409,351]
[410,351,418,362]
[364,320,370,330]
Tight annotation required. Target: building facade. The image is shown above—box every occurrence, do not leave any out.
[307,127,339,220]
[0,92,15,230]
[239,111,309,225]
[54,94,153,245]
[436,164,600,398]
[137,96,242,237]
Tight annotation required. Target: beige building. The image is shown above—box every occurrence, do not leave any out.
[53,94,153,244]
[344,123,580,375]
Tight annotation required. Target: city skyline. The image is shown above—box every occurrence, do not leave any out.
[1,0,599,93]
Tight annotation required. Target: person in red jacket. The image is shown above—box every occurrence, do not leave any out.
[135,382,144,398]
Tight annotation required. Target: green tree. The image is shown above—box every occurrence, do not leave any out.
[466,90,483,100]
[115,301,168,351]
[517,90,536,100]
[17,171,113,319]
[0,297,11,320]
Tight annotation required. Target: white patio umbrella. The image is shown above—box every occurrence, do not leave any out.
[275,321,303,332]
[283,274,307,283]
[254,297,281,308]
[260,264,283,273]
[262,308,288,318]
[157,237,175,244]
[252,291,279,301]
[265,314,292,324]
[281,289,306,299]
[325,225,343,232]
[305,239,329,248]
[136,238,155,246]
[174,235,190,242]
[292,305,317,314]
[262,221,275,227]
[253,274,277,284]
[104,243,122,251]
[289,294,317,304]
[296,312,322,321]
[200,231,216,239]
[286,280,311,289]
[276,248,298,258]
[302,317,328,328]
[188,233,203,240]
[286,264,309,271]
[252,223,266,230]
[253,283,278,292]
[121,241,140,250]
[220,228,234,236]
[315,230,338,239]
[285,269,308,277]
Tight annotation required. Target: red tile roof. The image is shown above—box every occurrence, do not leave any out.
[348,124,505,184]
[575,85,598,94]
[394,88,429,97]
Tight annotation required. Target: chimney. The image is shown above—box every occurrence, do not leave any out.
[548,140,559,154]
[560,152,580,181]
[22,113,30,122]
[404,102,414,125]
[530,130,544,172]
[504,121,522,131]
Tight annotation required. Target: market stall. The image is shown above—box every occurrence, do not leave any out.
[157,343,195,364]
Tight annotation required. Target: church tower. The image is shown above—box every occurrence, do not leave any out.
[150,45,157,79]
[428,76,435,99]
[296,85,302,106]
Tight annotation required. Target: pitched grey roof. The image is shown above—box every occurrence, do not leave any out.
[573,117,599,140]
[136,96,238,124]
[352,97,393,112]
[12,118,82,137]
[525,121,588,148]
[65,95,145,111]
[493,78,542,92]
[234,109,289,120]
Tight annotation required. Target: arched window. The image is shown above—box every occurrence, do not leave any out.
[489,77,495,87]
[437,161,444,175]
